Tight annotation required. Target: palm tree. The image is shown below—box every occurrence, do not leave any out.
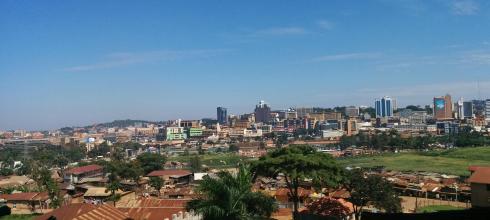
[186,166,277,220]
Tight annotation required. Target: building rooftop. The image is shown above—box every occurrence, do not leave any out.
[468,166,490,184]
[35,203,97,220]
[0,192,48,201]
[65,164,103,175]
[147,170,192,177]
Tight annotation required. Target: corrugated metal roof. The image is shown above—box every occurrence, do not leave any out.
[146,170,192,177]
[66,165,103,175]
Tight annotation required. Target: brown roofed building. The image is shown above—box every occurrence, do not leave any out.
[467,166,490,208]
[36,203,131,220]
[117,198,199,220]
[64,165,104,184]
[35,203,97,220]
[0,192,50,214]
[147,170,193,185]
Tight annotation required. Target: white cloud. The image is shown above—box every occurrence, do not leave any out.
[317,20,335,30]
[451,0,479,15]
[459,50,490,64]
[62,49,227,72]
[311,52,381,62]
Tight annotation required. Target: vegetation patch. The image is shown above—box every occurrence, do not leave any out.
[416,205,465,213]
[338,147,490,176]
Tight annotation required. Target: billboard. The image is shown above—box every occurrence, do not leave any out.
[435,99,445,110]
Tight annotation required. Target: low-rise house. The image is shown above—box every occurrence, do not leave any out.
[0,192,49,214]
[35,203,130,220]
[64,165,104,184]
[0,175,35,190]
[83,187,130,205]
[467,166,490,208]
[147,170,193,186]
[117,197,199,220]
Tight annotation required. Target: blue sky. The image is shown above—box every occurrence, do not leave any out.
[1,0,490,130]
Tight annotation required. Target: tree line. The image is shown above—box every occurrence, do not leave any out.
[337,129,490,151]
[187,145,401,220]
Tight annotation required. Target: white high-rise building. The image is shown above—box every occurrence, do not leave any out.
[457,98,464,120]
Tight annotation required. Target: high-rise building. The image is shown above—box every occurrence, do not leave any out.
[456,98,464,120]
[485,99,490,121]
[472,100,486,117]
[463,101,474,119]
[254,100,271,123]
[217,107,228,125]
[433,94,453,120]
[375,96,394,118]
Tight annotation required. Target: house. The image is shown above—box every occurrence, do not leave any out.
[35,203,130,220]
[0,192,49,214]
[83,187,131,205]
[147,170,193,185]
[64,165,104,184]
[117,197,199,220]
[0,175,35,190]
[467,166,490,208]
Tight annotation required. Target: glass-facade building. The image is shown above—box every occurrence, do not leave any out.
[375,96,393,118]
[463,101,473,119]
[217,107,228,125]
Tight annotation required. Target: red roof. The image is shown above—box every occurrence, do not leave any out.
[121,207,185,220]
[65,165,103,175]
[330,189,351,199]
[73,205,129,220]
[147,170,192,177]
[468,165,490,172]
[35,203,97,220]
[130,198,189,208]
[0,192,48,201]
[468,166,490,184]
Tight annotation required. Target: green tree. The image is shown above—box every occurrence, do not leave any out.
[186,166,277,220]
[136,153,166,174]
[0,167,14,176]
[106,173,122,207]
[149,176,164,197]
[31,166,61,208]
[252,145,343,219]
[344,169,401,220]
[228,144,239,152]
[189,155,202,173]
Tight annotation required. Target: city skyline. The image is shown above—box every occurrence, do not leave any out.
[2,0,490,130]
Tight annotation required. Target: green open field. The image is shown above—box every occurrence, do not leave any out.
[169,153,251,168]
[416,205,465,213]
[337,147,490,176]
[0,215,38,220]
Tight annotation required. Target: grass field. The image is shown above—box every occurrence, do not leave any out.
[416,205,465,213]
[169,153,249,168]
[0,215,39,220]
[337,147,490,176]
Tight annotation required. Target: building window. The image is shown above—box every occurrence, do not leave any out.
[13,202,16,208]
[487,184,490,191]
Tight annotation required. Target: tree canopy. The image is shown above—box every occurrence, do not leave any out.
[344,169,401,220]
[186,166,277,220]
[136,153,166,174]
[252,145,343,219]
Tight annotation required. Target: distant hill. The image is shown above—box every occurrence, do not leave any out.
[89,119,155,128]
